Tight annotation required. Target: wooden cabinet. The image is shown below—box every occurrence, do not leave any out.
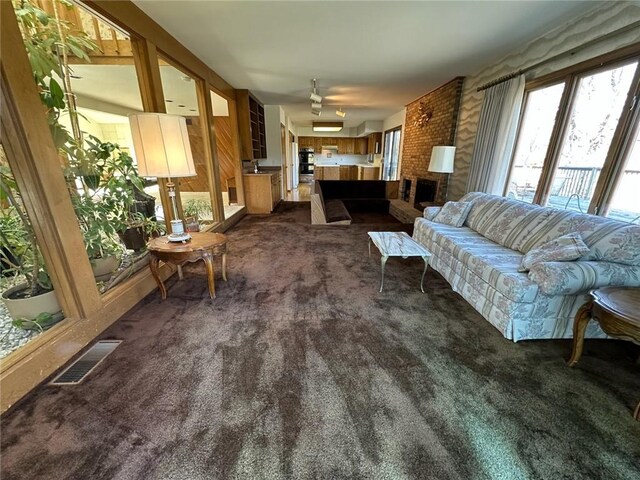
[299,136,313,149]
[355,137,368,155]
[337,138,355,154]
[237,90,267,160]
[339,165,357,179]
[243,171,281,213]
[367,132,382,155]
[357,165,380,180]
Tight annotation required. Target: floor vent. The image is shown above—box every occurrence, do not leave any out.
[50,340,122,385]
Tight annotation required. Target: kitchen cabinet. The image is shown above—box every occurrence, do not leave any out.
[299,137,313,149]
[355,137,368,155]
[337,138,355,154]
[237,90,267,160]
[367,132,382,155]
[243,171,281,213]
[357,165,380,180]
[339,165,358,180]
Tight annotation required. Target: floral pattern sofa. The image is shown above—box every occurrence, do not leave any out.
[413,192,640,341]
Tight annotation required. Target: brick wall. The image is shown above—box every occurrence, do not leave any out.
[400,77,464,206]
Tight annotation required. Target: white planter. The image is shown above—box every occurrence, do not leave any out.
[91,255,120,280]
[1,284,62,321]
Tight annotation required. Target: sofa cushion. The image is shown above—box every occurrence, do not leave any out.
[518,232,590,272]
[433,201,473,227]
[325,199,351,223]
[414,219,538,302]
[423,206,441,220]
[528,261,640,295]
[518,209,640,266]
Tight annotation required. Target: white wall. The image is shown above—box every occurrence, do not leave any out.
[263,105,284,167]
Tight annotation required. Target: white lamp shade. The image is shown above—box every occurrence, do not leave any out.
[129,113,197,178]
[428,146,456,173]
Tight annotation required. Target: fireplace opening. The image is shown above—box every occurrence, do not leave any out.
[414,178,438,210]
[402,179,411,202]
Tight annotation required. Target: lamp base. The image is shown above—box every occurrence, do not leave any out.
[168,232,191,243]
[168,219,190,242]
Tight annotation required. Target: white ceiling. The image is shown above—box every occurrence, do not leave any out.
[132,0,597,127]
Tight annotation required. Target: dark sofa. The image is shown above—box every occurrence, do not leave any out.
[311,180,396,224]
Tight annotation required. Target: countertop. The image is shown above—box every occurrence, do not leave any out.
[315,164,378,168]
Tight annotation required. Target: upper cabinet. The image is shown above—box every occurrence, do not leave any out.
[367,132,382,155]
[298,135,381,154]
[237,90,267,160]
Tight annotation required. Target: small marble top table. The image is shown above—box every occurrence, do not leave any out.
[147,232,227,300]
[367,231,432,293]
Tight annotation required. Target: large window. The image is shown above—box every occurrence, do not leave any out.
[506,49,640,223]
[382,127,402,181]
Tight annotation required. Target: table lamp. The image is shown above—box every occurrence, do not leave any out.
[428,146,456,174]
[129,113,197,242]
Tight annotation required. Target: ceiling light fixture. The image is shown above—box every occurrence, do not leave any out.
[311,110,321,116]
[310,78,322,103]
[313,121,343,132]
[311,102,322,110]
[336,107,346,118]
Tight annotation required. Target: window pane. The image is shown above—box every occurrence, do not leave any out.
[545,61,637,212]
[506,83,565,202]
[1,145,66,358]
[14,0,152,295]
[158,58,217,231]
[606,125,640,223]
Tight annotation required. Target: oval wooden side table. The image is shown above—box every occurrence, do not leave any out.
[147,232,227,300]
[568,286,640,420]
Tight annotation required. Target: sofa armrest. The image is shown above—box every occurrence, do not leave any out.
[423,207,441,221]
[310,193,327,224]
[528,261,640,296]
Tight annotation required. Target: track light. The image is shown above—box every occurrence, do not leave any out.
[310,92,322,103]
[336,107,346,118]
[311,102,322,110]
[311,109,321,116]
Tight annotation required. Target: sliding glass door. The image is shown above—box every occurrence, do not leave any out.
[382,127,402,181]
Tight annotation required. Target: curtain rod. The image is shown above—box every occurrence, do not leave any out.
[476,20,640,92]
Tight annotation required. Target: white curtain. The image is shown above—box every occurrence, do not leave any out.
[466,75,525,194]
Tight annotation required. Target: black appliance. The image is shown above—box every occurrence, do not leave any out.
[299,147,315,174]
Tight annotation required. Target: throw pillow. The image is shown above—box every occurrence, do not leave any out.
[518,232,590,272]
[433,201,473,227]
[423,206,441,221]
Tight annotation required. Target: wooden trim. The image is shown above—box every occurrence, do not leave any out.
[1,262,175,413]
[0,1,102,319]
[83,1,236,100]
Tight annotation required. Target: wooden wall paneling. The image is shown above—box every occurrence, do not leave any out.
[213,116,240,192]
[0,1,101,319]
[226,99,246,206]
[179,116,210,192]
[236,90,254,160]
[86,1,236,101]
[130,37,181,226]
[196,78,225,223]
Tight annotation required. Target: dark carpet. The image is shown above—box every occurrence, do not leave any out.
[1,202,639,480]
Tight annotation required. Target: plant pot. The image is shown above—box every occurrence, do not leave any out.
[2,284,62,321]
[91,255,120,282]
[185,216,200,233]
[118,226,148,252]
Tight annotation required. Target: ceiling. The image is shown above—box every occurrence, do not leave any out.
[132,0,598,127]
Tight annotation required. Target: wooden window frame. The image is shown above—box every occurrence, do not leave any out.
[0,0,247,412]
[506,42,640,215]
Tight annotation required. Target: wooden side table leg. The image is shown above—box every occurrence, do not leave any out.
[203,253,216,299]
[222,253,227,282]
[568,302,592,367]
[634,400,640,421]
[149,255,167,300]
[177,264,184,281]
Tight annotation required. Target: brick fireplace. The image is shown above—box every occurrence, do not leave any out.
[400,77,464,207]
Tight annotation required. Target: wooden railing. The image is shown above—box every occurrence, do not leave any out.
[35,0,133,62]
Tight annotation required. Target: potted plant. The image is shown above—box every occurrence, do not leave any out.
[183,199,212,232]
[0,164,62,324]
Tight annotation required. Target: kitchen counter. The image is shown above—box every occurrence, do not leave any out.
[314,164,380,181]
